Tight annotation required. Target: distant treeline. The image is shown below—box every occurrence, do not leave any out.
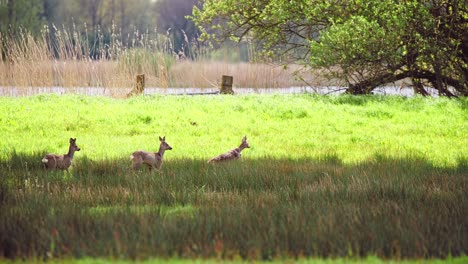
[0,0,200,58]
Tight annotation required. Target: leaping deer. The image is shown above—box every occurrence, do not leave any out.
[208,136,250,163]
[41,138,81,172]
[130,136,173,171]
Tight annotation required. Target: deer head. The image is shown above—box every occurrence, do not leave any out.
[240,136,250,149]
[159,136,173,151]
[69,138,81,153]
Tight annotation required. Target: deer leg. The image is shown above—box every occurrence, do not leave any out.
[147,164,154,172]
[132,163,141,170]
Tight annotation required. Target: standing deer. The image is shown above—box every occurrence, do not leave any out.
[130,136,173,171]
[41,138,81,172]
[208,136,250,163]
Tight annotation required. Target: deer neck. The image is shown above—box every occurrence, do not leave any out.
[157,146,166,158]
[236,145,246,153]
[66,146,76,159]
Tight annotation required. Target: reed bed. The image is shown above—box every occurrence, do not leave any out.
[0,94,467,261]
[0,27,327,96]
[168,61,330,89]
[0,27,173,92]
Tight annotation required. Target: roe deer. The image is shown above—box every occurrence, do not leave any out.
[130,136,173,171]
[208,136,250,163]
[41,138,81,172]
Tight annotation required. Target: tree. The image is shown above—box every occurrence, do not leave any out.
[0,0,44,37]
[191,0,468,96]
[155,0,200,58]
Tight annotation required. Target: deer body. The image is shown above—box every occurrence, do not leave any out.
[42,138,80,172]
[130,136,172,171]
[208,136,250,163]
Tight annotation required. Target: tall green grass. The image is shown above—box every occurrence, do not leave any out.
[0,94,467,261]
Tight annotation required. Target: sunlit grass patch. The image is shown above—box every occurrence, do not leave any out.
[87,204,197,218]
[0,94,466,166]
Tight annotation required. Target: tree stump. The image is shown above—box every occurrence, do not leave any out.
[135,74,145,94]
[220,75,234,94]
[127,74,145,97]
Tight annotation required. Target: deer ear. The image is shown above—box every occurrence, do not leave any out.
[159,136,163,142]
[243,136,247,141]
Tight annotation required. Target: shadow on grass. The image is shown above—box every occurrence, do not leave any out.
[0,151,467,260]
[3,150,466,170]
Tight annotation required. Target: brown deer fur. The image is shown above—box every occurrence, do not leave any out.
[130,136,173,171]
[208,136,250,163]
[42,138,81,172]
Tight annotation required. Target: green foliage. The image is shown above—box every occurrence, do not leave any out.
[310,15,398,68]
[0,0,44,37]
[191,0,468,95]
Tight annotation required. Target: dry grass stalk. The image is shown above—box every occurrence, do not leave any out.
[0,27,336,95]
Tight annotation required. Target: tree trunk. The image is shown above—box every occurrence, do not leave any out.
[111,0,115,23]
[345,84,371,95]
[120,0,126,38]
[345,72,408,95]
[7,0,16,30]
[411,78,430,96]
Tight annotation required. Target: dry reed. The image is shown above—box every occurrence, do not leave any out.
[0,25,333,96]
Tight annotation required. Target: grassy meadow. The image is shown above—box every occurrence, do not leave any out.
[0,94,467,261]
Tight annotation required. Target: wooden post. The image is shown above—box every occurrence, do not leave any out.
[220,75,234,94]
[135,74,145,94]
[127,74,145,97]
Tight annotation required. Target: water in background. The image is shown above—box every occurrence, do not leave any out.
[0,85,440,97]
